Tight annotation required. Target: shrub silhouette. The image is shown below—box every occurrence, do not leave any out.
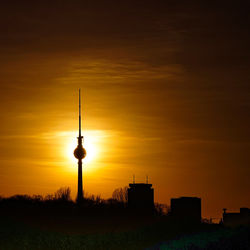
[154,203,170,216]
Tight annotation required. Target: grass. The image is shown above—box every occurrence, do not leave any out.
[3,214,249,250]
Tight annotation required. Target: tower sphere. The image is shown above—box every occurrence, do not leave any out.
[74,145,86,160]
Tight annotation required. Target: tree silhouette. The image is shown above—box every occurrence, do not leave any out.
[112,186,128,203]
[53,187,71,201]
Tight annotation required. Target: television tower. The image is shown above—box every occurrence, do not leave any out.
[74,89,86,203]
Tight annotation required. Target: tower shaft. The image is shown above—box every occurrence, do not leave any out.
[77,160,83,202]
[77,89,83,202]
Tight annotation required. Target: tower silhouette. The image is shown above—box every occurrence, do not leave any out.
[74,89,86,203]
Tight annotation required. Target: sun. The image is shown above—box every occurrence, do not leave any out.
[64,130,101,165]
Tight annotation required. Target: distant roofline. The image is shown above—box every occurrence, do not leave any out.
[171,196,201,200]
[224,207,250,214]
[224,212,241,216]
[129,183,152,188]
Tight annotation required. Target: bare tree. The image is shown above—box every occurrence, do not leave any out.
[112,186,128,203]
[54,187,71,201]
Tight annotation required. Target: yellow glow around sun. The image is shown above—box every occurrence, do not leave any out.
[62,130,104,166]
[66,135,97,164]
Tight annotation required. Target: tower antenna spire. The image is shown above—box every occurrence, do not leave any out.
[79,88,81,137]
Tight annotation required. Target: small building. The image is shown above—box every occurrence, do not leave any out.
[128,183,154,213]
[223,207,250,227]
[170,197,201,224]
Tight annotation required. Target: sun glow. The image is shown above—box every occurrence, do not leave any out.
[67,136,97,164]
[63,130,104,166]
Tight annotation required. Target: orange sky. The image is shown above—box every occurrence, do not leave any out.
[0,1,249,219]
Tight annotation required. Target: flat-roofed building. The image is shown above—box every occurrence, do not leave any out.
[171,197,201,223]
[223,207,250,227]
[128,183,154,213]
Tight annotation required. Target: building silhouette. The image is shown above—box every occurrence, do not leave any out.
[223,207,250,227]
[73,89,86,203]
[128,182,154,213]
[170,197,201,223]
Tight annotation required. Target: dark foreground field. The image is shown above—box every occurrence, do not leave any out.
[1,214,250,250]
[0,195,249,249]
